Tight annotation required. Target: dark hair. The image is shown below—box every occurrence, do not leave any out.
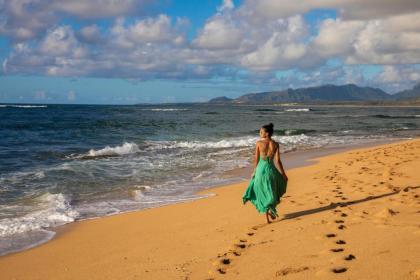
[262,123,274,137]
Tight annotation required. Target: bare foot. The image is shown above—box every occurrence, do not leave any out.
[268,210,277,220]
[266,211,272,224]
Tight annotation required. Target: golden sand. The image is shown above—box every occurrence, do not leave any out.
[0,139,419,279]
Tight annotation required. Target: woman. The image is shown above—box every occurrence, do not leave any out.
[242,123,288,223]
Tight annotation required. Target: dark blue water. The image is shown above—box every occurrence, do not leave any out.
[0,103,419,255]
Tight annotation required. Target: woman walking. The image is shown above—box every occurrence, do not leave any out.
[242,123,288,223]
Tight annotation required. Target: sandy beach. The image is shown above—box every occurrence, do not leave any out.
[0,139,419,279]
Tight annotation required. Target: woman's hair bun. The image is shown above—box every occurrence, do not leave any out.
[262,123,274,137]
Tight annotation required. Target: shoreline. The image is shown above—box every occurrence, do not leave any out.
[0,137,410,258]
[0,138,418,279]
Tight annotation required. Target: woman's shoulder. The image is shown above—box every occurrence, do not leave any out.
[271,139,279,146]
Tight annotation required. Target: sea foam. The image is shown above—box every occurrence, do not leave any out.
[69,142,140,159]
[0,104,47,108]
[285,108,311,112]
[0,193,78,237]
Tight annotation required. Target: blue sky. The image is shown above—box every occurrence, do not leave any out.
[0,0,419,104]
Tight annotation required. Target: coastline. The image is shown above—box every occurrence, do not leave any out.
[0,138,419,279]
[1,138,406,257]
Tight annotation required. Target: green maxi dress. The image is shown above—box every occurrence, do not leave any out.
[242,154,287,217]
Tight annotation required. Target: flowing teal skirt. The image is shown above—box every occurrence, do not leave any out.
[242,158,287,216]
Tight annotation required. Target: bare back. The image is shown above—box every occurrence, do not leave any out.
[257,139,279,161]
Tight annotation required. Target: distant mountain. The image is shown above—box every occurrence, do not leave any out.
[392,83,420,100]
[208,96,233,103]
[208,83,420,104]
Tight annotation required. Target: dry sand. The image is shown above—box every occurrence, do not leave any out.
[0,139,419,280]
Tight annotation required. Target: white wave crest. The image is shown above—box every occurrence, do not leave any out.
[67,142,141,159]
[172,134,314,150]
[285,108,311,112]
[142,108,189,112]
[88,142,140,157]
[173,137,259,149]
[0,104,47,108]
[0,193,79,237]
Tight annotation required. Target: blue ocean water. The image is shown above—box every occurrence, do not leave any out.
[0,103,419,255]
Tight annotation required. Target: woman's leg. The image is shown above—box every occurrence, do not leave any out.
[268,209,277,220]
[265,210,271,224]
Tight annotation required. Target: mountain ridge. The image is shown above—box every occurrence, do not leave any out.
[208,83,420,104]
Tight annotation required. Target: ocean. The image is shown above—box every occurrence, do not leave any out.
[0,103,419,255]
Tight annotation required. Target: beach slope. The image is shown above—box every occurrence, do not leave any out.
[0,139,419,279]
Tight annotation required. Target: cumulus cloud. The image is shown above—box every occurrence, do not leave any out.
[217,0,235,12]
[77,25,103,44]
[193,16,242,49]
[311,19,365,58]
[1,0,420,92]
[0,0,154,41]
[243,0,420,20]
[374,65,420,92]
[51,0,142,19]
[240,15,309,71]
[39,26,87,57]
[309,12,420,65]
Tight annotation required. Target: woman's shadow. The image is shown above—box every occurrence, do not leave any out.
[255,186,418,228]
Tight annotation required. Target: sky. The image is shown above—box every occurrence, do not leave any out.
[0,0,420,104]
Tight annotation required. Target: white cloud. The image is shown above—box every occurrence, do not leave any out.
[0,0,154,41]
[309,12,420,65]
[77,25,103,44]
[375,65,420,92]
[312,19,364,58]
[193,16,242,49]
[127,15,174,43]
[217,0,235,12]
[51,0,140,19]
[110,15,187,49]
[243,0,420,20]
[1,0,420,93]
[240,15,308,70]
[39,26,87,58]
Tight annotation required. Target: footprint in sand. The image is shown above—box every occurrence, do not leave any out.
[214,239,249,274]
[331,248,345,252]
[235,243,246,249]
[332,267,348,273]
[275,266,310,277]
[220,258,231,265]
[344,254,356,261]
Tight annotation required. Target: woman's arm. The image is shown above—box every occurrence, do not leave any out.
[254,142,260,168]
[252,142,260,176]
[276,144,288,181]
